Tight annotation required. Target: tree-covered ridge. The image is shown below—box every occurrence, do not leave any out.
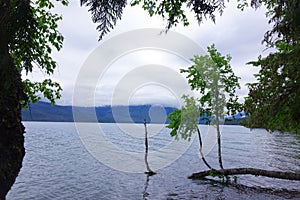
[21,101,246,123]
[22,101,175,123]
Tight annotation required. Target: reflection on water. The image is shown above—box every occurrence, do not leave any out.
[7,122,300,200]
[142,175,151,200]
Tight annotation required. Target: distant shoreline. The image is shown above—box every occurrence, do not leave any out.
[22,101,246,125]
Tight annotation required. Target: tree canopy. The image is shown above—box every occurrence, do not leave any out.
[244,0,300,133]
[81,0,234,40]
[6,0,68,106]
[167,44,241,169]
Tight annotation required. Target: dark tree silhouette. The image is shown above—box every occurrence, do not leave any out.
[0,0,65,198]
[0,1,27,198]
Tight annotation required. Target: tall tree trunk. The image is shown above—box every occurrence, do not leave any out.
[0,2,26,197]
[0,47,25,199]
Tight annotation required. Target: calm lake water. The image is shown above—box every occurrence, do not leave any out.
[7,122,300,200]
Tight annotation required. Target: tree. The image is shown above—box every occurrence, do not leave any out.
[243,0,300,133]
[167,44,300,181]
[181,44,241,169]
[0,0,66,198]
[167,44,242,172]
[167,96,214,170]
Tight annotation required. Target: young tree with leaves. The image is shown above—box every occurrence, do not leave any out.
[167,44,241,171]
[167,45,300,181]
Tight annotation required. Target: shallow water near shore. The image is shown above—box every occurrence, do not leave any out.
[7,122,300,199]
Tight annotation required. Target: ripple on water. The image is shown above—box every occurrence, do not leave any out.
[7,123,300,200]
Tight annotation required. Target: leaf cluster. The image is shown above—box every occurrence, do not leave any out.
[7,0,68,106]
[167,44,242,139]
[81,0,127,40]
[10,0,66,74]
[21,79,62,107]
[245,42,300,133]
[166,95,200,141]
[131,0,226,30]
[181,44,242,118]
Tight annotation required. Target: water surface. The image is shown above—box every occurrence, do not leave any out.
[7,122,300,199]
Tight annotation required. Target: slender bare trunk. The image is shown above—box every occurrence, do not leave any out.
[196,126,213,170]
[144,119,154,174]
[216,116,223,169]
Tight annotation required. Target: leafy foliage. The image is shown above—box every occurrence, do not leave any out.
[167,44,241,139]
[82,1,230,39]
[167,45,241,170]
[181,44,241,118]
[243,0,300,133]
[166,95,200,141]
[80,0,127,40]
[131,0,225,30]
[22,79,62,106]
[245,42,300,133]
[8,0,68,106]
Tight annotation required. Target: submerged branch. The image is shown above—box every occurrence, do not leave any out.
[188,168,300,180]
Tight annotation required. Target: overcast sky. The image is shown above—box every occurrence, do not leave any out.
[25,1,271,107]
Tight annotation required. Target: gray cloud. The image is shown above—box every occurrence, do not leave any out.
[25,1,271,106]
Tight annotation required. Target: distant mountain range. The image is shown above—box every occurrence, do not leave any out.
[22,101,247,124]
[22,101,175,123]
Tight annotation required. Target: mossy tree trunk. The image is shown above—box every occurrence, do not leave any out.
[0,46,25,200]
[0,1,26,199]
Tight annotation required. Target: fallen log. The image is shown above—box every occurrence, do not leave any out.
[188,168,300,180]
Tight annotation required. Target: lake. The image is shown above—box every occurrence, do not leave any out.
[7,122,300,199]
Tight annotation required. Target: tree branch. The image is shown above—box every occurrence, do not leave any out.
[188,168,300,181]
